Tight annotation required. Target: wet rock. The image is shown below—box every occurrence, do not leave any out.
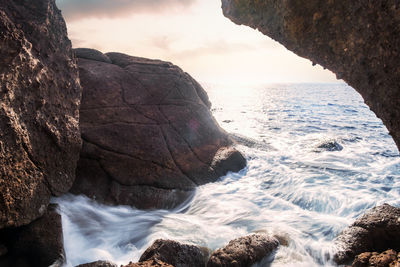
[352,250,399,267]
[0,0,81,228]
[315,140,343,152]
[221,0,400,152]
[72,49,246,209]
[334,204,400,264]
[139,239,208,267]
[75,260,118,267]
[124,259,174,267]
[0,204,65,267]
[207,234,279,267]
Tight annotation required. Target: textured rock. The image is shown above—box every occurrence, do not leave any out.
[207,234,279,267]
[139,239,207,267]
[334,204,400,264]
[0,204,65,267]
[75,260,118,267]
[352,250,399,267]
[0,0,81,228]
[71,49,246,209]
[221,0,400,151]
[124,259,174,267]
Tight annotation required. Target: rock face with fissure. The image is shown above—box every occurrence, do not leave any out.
[71,49,246,209]
[221,0,400,151]
[0,0,81,228]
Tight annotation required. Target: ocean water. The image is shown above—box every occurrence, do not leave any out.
[54,83,400,267]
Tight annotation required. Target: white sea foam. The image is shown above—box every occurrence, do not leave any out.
[54,83,400,266]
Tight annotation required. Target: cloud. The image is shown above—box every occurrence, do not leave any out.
[56,0,196,21]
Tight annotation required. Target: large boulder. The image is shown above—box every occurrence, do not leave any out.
[71,49,246,209]
[0,204,65,267]
[221,0,400,151]
[207,234,279,267]
[0,0,81,228]
[139,239,208,267]
[334,204,400,264]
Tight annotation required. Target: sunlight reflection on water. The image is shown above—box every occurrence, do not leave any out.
[55,83,400,267]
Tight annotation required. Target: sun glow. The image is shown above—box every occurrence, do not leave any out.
[57,0,339,85]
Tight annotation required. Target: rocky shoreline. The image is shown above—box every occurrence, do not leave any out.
[0,0,399,266]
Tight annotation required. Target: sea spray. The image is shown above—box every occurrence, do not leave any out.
[55,83,400,266]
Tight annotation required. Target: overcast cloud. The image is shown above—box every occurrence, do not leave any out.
[56,0,196,21]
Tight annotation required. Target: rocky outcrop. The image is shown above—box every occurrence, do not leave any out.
[352,250,400,267]
[221,0,400,151]
[139,239,208,267]
[207,234,279,267]
[334,204,400,264]
[0,0,81,228]
[71,49,246,209]
[0,204,65,267]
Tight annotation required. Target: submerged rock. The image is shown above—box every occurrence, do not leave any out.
[221,0,400,152]
[0,204,65,267]
[0,0,81,228]
[139,239,208,267]
[71,49,246,209]
[207,234,279,267]
[315,140,343,152]
[334,204,400,264]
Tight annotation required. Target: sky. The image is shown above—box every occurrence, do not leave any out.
[56,0,340,85]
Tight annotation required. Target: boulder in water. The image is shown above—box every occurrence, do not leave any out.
[139,239,208,267]
[315,140,343,152]
[207,234,279,267]
[71,49,246,209]
[0,0,81,229]
[124,260,174,267]
[334,204,400,264]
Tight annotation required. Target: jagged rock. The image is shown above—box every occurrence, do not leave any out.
[71,49,246,209]
[207,234,279,267]
[334,204,400,264]
[139,239,207,267]
[0,204,65,267]
[352,250,399,267]
[75,260,118,267]
[221,0,400,151]
[0,0,81,228]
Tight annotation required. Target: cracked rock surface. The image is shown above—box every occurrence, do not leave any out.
[71,49,246,209]
[221,0,400,151]
[0,0,81,229]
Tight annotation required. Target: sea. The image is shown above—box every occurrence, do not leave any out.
[54,83,400,267]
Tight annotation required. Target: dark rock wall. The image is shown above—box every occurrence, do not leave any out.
[0,0,81,228]
[221,0,400,151]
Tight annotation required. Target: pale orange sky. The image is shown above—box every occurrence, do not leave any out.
[57,0,339,84]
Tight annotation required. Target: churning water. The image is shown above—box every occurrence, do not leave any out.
[54,83,400,267]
